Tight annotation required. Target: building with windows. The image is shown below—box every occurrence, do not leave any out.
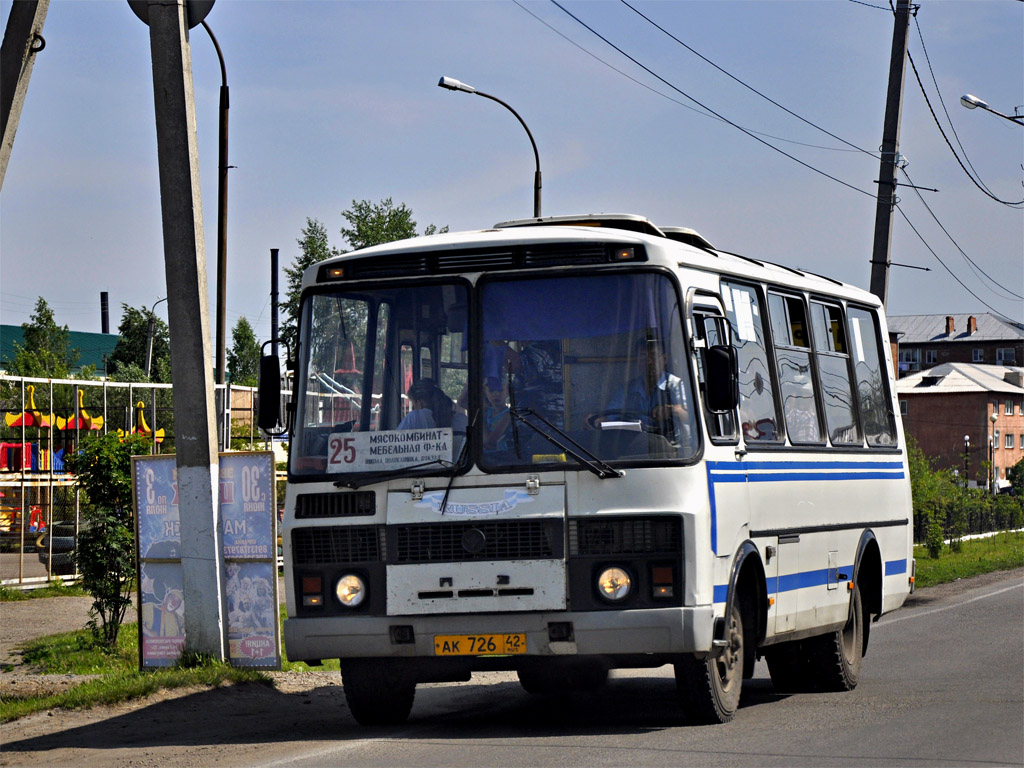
[896,363,1024,490]
[888,314,1024,377]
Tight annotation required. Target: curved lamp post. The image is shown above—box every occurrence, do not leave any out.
[960,94,1024,126]
[438,76,541,218]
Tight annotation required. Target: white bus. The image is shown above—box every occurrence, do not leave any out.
[260,214,914,725]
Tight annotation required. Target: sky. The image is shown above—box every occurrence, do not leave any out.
[1,0,1021,346]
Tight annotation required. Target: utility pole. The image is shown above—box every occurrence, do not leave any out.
[0,0,49,190]
[868,0,913,307]
[137,0,224,660]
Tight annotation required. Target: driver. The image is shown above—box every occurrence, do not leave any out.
[588,337,689,435]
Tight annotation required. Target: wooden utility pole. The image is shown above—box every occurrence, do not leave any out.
[868,0,913,307]
[0,0,49,190]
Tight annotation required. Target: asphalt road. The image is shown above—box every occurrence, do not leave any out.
[3,570,1022,768]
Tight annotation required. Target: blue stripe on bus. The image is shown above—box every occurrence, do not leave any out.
[714,559,909,604]
[705,460,906,553]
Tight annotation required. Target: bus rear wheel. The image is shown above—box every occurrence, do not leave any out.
[675,600,744,723]
[805,583,863,691]
[342,661,416,726]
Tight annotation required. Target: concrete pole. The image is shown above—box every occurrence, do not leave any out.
[868,0,912,307]
[0,0,49,190]
[144,0,224,659]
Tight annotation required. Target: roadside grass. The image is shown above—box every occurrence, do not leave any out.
[1,608,336,723]
[0,581,88,601]
[2,532,1021,723]
[912,530,1023,589]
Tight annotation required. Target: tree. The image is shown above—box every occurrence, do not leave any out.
[3,297,82,378]
[281,218,340,354]
[227,316,261,386]
[280,202,447,355]
[64,432,152,649]
[107,304,171,383]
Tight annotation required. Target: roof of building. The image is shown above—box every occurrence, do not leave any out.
[888,313,1024,344]
[896,362,1024,396]
[0,325,120,374]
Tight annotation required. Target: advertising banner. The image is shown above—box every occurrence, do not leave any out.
[133,452,280,670]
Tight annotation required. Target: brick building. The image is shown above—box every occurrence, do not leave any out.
[896,363,1024,490]
[888,314,1024,377]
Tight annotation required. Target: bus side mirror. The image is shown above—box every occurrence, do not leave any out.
[257,342,286,434]
[705,344,739,414]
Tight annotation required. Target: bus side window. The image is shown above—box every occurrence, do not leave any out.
[847,306,897,447]
[693,311,738,442]
[721,282,782,444]
[810,301,861,445]
[767,292,825,446]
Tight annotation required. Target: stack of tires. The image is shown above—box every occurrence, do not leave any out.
[37,522,76,576]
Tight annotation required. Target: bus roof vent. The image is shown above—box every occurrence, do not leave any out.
[660,227,715,251]
[494,213,665,237]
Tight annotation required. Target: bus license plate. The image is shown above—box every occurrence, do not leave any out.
[434,633,527,656]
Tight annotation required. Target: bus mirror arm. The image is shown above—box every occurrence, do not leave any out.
[257,340,292,436]
[705,345,739,414]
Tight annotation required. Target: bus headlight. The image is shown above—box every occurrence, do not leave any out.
[335,574,366,608]
[596,567,632,601]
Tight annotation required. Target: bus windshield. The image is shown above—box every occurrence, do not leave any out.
[479,272,698,470]
[290,271,698,479]
[292,282,469,478]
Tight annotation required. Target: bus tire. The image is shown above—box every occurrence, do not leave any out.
[805,583,863,691]
[342,661,416,726]
[675,600,744,723]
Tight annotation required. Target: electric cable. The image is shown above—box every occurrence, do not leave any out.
[548,0,878,200]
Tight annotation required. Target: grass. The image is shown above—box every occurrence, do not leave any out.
[0,581,88,601]
[912,530,1023,589]
[2,532,1021,723]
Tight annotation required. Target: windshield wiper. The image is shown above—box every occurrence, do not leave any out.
[508,407,623,479]
[333,458,456,490]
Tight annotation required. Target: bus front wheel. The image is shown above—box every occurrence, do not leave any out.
[675,600,744,723]
[342,661,416,726]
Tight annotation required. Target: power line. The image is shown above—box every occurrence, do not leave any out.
[901,167,1024,302]
[619,0,879,160]
[547,0,878,199]
[511,1,865,154]
[894,204,1020,323]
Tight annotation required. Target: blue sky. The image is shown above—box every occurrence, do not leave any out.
[1,0,1021,342]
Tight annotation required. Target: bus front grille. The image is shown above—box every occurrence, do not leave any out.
[568,516,682,556]
[292,525,386,565]
[295,492,375,519]
[390,520,563,564]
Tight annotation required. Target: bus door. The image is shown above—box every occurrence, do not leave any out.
[689,297,754,604]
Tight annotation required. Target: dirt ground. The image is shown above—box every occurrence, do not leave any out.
[1,568,1021,767]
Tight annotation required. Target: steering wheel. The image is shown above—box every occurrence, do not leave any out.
[587,410,657,433]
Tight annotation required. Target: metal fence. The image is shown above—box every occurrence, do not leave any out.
[0,374,275,588]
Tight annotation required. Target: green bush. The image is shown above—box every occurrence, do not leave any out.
[63,432,153,649]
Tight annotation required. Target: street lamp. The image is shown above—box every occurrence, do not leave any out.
[963,434,970,488]
[960,94,1024,126]
[145,297,168,378]
[989,412,999,494]
[438,76,542,218]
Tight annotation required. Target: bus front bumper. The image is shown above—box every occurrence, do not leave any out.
[283,605,714,663]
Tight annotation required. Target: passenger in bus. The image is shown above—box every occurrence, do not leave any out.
[587,338,690,439]
[397,378,453,430]
[482,376,512,452]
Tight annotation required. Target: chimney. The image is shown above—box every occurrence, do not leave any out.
[945,316,955,335]
[968,316,978,335]
[100,292,109,334]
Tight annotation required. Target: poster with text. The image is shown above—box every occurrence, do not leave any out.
[220,451,280,668]
[133,455,185,668]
